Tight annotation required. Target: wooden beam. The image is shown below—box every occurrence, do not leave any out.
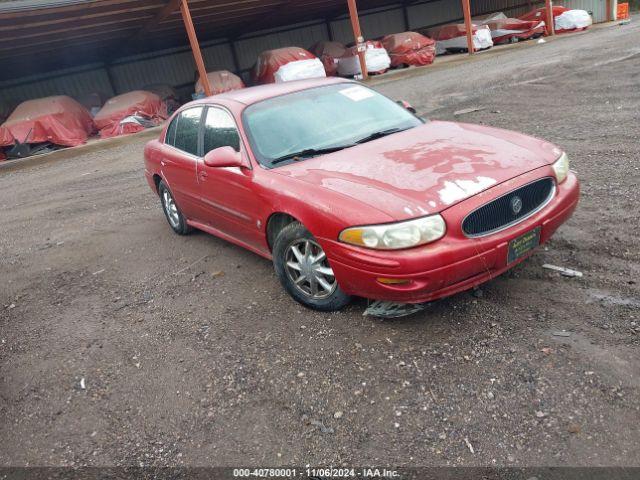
[461,0,474,54]
[347,0,368,80]
[545,0,555,35]
[180,0,212,96]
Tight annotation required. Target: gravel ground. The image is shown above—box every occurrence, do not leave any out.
[1,20,639,469]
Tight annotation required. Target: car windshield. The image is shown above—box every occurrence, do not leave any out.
[242,83,423,167]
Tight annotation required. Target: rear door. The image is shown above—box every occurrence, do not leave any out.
[159,106,204,219]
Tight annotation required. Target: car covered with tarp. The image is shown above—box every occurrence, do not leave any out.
[94,90,168,138]
[309,41,347,76]
[251,47,326,85]
[423,23,493,55]
[0,95,95,159]
[337,40,391,77]
[381,32,436,68]
[194,70,245,96]
[473,12,545,44]
[519,6,592,33]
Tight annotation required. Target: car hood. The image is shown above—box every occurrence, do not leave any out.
[272,121,563,221]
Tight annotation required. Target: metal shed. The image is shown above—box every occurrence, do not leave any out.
[0,0,617,110]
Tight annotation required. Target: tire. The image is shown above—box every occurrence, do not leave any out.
[273,221,351,312]
[158,180,192,235]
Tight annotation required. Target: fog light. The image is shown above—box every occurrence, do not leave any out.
[377,277,411,285]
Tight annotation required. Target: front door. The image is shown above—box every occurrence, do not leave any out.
[196,106,265,251]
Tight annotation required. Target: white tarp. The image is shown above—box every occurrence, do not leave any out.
[435,25,493,55]
[555,9,592,30]
[273,58,326,83]
[337,45,391,76]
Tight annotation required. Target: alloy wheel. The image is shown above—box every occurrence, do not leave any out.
[162,189,180,229]
[284,239,337,299]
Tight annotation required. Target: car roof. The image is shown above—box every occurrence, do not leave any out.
[197,77,354,107]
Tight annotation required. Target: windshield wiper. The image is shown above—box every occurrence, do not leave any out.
[270,145,353,165]
[354,127,410,144]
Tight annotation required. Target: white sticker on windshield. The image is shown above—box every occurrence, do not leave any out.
[339,86,375,102]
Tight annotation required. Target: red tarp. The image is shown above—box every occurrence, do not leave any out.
[195,70,245,95]
[519,6,565,33]
[309,41,347,76]
[94,90,167,138]
[425,23,478,41]
[0,96,95,148]
[381,32,436,67]
[251,47,318,85]
[480,17,545,43]
[519,5,569,23]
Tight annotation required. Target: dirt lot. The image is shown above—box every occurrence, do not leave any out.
[1,21,639,469]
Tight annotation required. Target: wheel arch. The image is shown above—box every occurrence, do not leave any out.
[266,212,299,252]
[152,173,163,194]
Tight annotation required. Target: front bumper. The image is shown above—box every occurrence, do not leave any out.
[321,169,580,304]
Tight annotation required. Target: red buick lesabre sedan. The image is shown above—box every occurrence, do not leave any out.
[144,77,579,312]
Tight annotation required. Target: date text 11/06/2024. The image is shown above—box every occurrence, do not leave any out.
[232,467,400,478]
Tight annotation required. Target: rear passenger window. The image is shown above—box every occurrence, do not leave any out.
[203,107,240,153]
[173,107,203,156]
[165,115,178,146]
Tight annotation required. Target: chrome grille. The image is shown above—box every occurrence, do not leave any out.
[462,178,555,237]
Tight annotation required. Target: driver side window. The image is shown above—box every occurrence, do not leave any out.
[203,107,240,154]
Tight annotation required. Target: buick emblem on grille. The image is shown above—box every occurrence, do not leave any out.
[510,196,523,215]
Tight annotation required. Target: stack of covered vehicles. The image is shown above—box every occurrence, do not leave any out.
[519,6,592,33]
[423,23,493,54]
[381,32,436,68]
[0,96,95,159]
[473,12,545,44]
[93,90,167,138]
[251,47,326,84]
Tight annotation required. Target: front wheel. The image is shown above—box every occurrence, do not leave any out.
[273,222,351,311]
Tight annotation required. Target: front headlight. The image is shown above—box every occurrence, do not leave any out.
[552,152,569,184]
[339,214,446,250]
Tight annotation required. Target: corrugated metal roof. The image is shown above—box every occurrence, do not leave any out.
[0,0,92,13]
[0,0,398,80]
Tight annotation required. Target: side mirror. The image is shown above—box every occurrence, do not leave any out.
[397,100,417,114]
[203,146,245,168]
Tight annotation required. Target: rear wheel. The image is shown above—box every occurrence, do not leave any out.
[273,222,351,311]
[158,180,192,235]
